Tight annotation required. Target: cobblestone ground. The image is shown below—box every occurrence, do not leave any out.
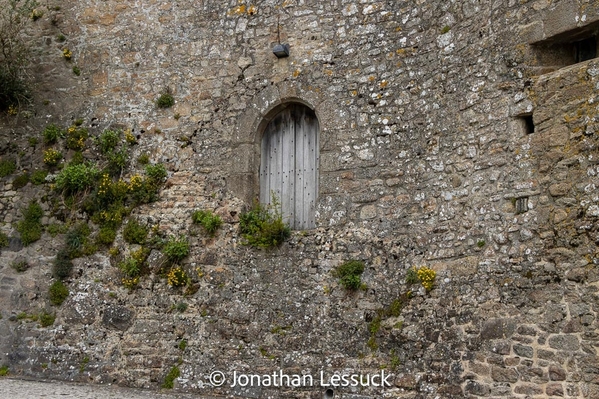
[0,378,219,399]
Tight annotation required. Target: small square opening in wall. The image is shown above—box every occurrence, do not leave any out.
[515,114,535,134]
[522,114,535,134]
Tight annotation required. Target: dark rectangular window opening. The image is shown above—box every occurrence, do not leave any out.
[531,21,599,71]
[575,36,597,63]
[520,114,535,134]
[523,114,535,134]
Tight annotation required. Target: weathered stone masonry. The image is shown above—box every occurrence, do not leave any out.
[1,0,598,398]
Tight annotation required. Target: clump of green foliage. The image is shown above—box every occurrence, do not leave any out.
[47,223,67,237]
[162,365,180,389]
[39,310,55,327]
[0,159,16,177]
[118,257,141,289]
[72,66,80,76]
[12,172,29,189]
[30,169,48,184]
[106,147,129,175]
[0,365,8,376]
[42,124,64,144]
[405,267,419,285]
[0,231,8,248]
[69,151,84,166]
[96,225,116,246]
[64,223,93,258]
[0,0,37,112]
[52,249,73,279]
[163,236,189,264]
[192,210,222,236]
[333,260,366,291]
[366,297,406,352]
[97,129,121,154]
[145,163,167,183]
[117,247,149,289]
[49,280,69,305]
[156,88,175,109]
[174,302,188,313]
[16,200,43,245]
[10,260,29,272]
[65,125,88,150]
[239,197,290,248]
[123,218,148,244]
[55,162,99,194]
[137,153,150,165]
[178,338,187,350]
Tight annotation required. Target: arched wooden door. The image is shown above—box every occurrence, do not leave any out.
[260,104,319,230]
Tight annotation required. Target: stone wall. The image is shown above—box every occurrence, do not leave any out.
[0,0,598,398]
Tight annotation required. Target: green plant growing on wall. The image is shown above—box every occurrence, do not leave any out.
[30,169,48,184]
[239,196,290,248]
[167,266,189,288]
[0,231,8,248]
[405,267,419,285]
[53,249,73,279]
[43,148,62,166]
[12,172,29,189]
[106,147,129,175]
[163,236,189,264]
[405,266,436,292]
[0,0,37,112]
[0,365,8,376]
[42,124,64,144]
[174,302,188,313]
[96,226,116,245]
[39,310,55,327]
[0,159,16,177]
[16,200,43,245]
[123,218,148,244]
[137,153,150,165]
[162,365,180,389]
[192,210,222,236]
[144,163,167,183]
[55,162,99,194]
[333,260,366,290]
[10,260,29,272]
[118,257,141,289]
[97,129,121,154]
[64,223,92,258]
[48,280,68,305]
[65,125,88,150]
[156,88,175,108]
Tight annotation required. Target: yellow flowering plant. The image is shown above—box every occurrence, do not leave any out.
[62,48,72,60]
[406,266,436,292]
[43,148,62,166]
[167,266,188,288]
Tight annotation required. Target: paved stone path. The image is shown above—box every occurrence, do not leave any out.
[0,378,218,399]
